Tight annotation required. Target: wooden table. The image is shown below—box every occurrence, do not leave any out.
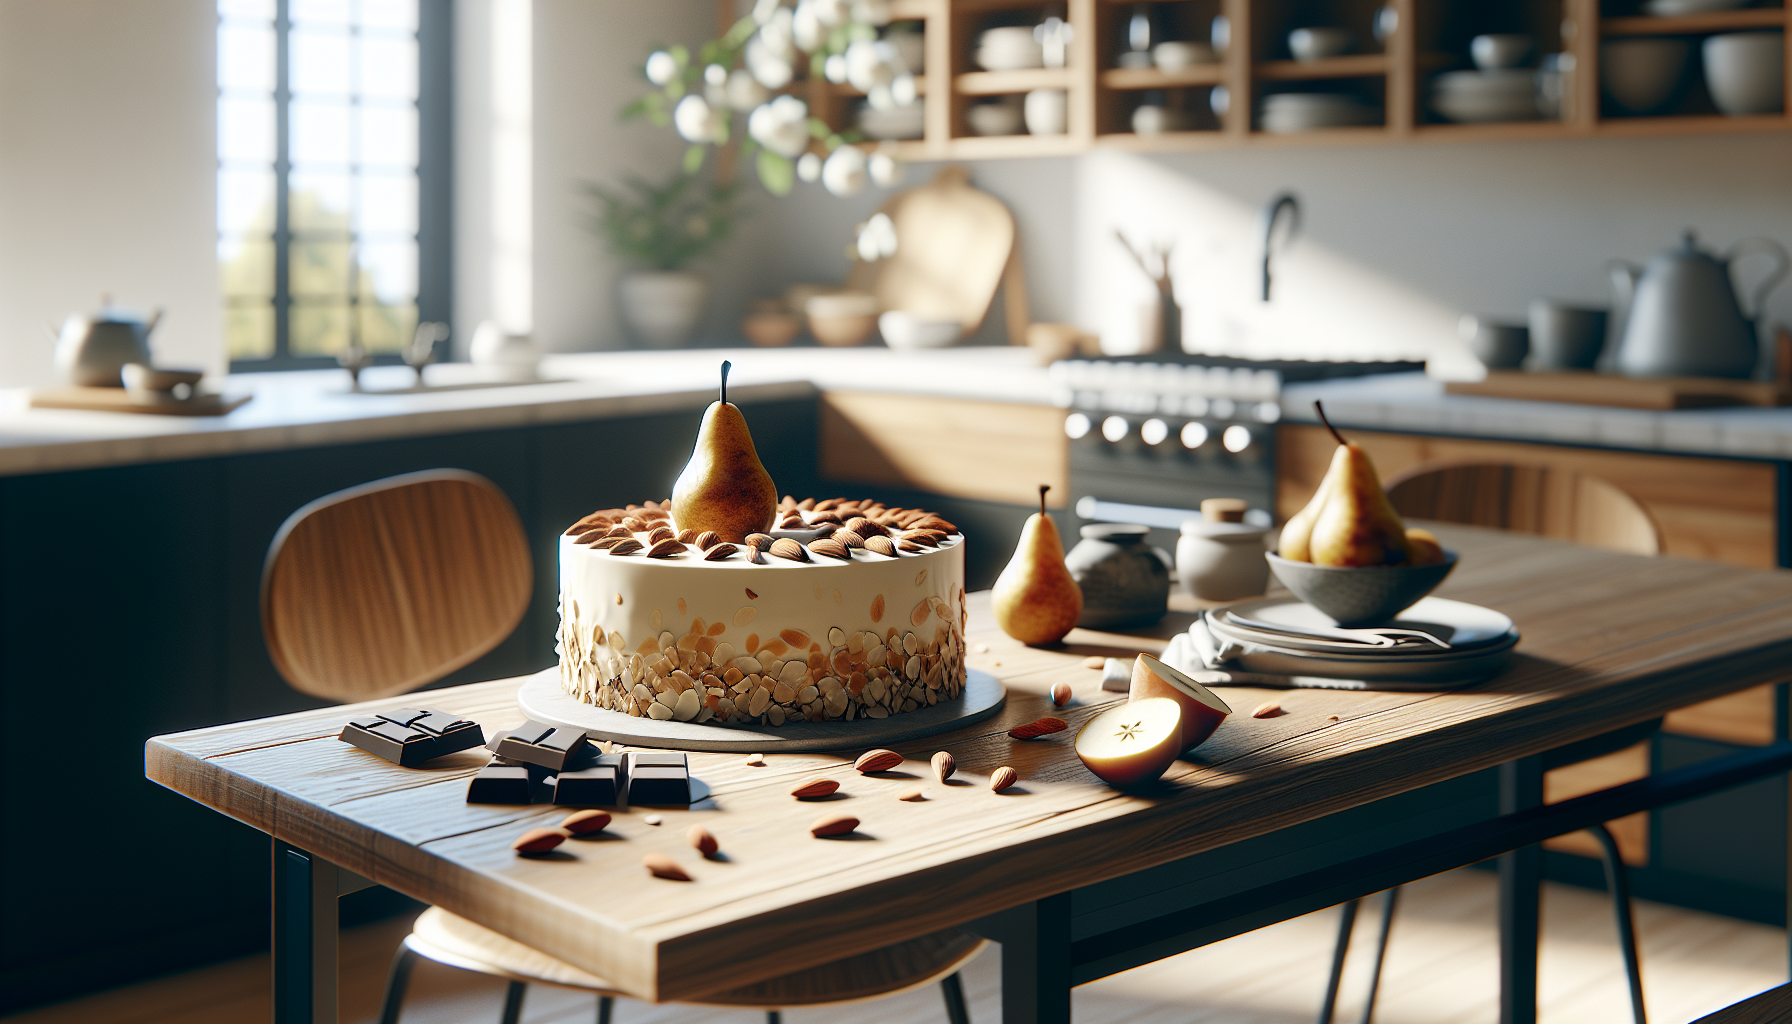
[146,524,1792,1024]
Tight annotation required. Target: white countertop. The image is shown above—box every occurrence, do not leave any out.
[1283,373,1792,461]
[0,347,1055,478]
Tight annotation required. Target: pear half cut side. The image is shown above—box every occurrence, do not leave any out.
[1129,654,1232,752]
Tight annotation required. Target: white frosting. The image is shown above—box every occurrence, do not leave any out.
[556,521,966,727]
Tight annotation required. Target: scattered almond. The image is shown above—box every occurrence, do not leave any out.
[865,535,898,556]
[693,530,720,549]
[855,749,903,773]
[743,752,766,766]
[809,538,850,560]
[791,779,840,800]
[688,826,719,857]
[560,810,611,835]
[703,543,738,561]
[1008,717,1068,740]
[1082,656,1105,669]
[647,526,675,544]
[744,587,758,600]
[675,528,699,544]
[607,538,644,556]
[778,515,806,530]
[990,766,1019,792]
[834,529,865,548]
[1327,714,1341,722]
[1251,701,1284,719]
[591,536,626,550]
[932,750,957,782]
[846,517,889,538]
[769,538,810,562]
[745,533,775,548]
[745,544,765,564]
[643,853,691,880]
[573,528,606,545]
[646,538,688,559]
[898,541,925,553]
[810,813,860,837]
[512,828,568,855]
[643,814,663,825]
[1051,681,1073,707]
[897,787,926,801]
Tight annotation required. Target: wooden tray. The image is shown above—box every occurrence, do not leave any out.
[1446,371,1792,411]
[516,666,1006,753]
[30,386,250,416]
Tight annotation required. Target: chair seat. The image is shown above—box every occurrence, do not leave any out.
[408,907,986,1008]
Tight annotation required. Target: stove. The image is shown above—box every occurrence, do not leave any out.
[1052,353,1423,549]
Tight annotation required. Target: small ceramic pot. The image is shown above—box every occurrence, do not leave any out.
[618,270,708,348]
[1177,521,1271,601]
[1065,523,1170,628]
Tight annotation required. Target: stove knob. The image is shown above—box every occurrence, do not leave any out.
[1140,418,1168,446]
[1101,415,1129,442]
[1180,421,1209,449]
[1222,424,1254,453]
[1064,412,1092,439]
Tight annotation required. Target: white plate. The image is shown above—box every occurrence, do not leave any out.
[1221,595,1515,647]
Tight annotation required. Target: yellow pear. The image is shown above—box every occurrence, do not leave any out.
[1307,404,1411,567]
[670,361,778,543]
[1405,527,1445,566]
[992,485,1083,646]
[1278,454,1341,562]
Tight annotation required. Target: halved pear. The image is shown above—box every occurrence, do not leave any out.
[1075,697,1185,788]
[1129,654,1233,752]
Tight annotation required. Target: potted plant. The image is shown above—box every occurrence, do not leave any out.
[587,172,738,348]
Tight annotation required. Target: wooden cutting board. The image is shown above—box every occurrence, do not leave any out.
[30,386,250,416]
[1446,371,1792,410]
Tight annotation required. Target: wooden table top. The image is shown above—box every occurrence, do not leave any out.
[146,524,1792,1003]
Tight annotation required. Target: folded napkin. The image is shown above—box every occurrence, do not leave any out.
[1162,613,1380,691]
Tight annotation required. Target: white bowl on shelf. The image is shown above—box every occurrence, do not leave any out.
[1431,69,1540,122]
[1152,41,1217,72]
[1704,32,1785,116]
[859,100,925,140]
[976,26,1044,71]
[1600,38,1689,114]
[1471,34,1533,71]
[1288,27,1352,63]
[1260,93,1379,132]
[878,311,963,350]
[1024,88,1068,135]
[1133,104,1199,135]
[966,98,1024,136]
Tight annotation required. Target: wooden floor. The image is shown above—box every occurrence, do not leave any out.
[5,867,1784,1024]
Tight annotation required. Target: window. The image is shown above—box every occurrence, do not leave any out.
[218,0,449,369]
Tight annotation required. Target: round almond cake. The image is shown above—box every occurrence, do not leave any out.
[556,497,966,727]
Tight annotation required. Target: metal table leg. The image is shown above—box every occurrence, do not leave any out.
[272,840,373,1024]
[971,892,1074,1024]
[1499,756,1545,1024]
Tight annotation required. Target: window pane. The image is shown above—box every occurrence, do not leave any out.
[290,301,349,356]
[358,106,417,168]
[360,0,417,32]
[356,174,417,235]
[225,302,275,360]
[291,0,350,28]
[219,237,275,297]
[219,169,275,234]
[220,0,274,20]
[219,23,275,92]
[291,99,352,163]
[291,239,354,296]
[292,27,351,96]
[358,240,416,302]
[358,36,417,101]
[219,96,276,163]
[357,301,416,353]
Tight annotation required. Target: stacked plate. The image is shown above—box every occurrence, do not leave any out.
[1431,69,1540,123]
[1260,93,1380,133]
[1194,595,1519,689]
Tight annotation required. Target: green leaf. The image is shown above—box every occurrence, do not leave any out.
[757,150,794,196]
[683,145,706,174]
[669,44,689,67]
[807,117,832,139]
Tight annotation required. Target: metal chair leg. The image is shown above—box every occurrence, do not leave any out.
[597,994,614,1024]
[1357,887,1400,1024]
[1317,898,1362,1024]
[766,1013,782,1024]
[377,944,419,1024]
[940,971,972,1024]
[500,980,527,1024]
[1591,824,1647,1024]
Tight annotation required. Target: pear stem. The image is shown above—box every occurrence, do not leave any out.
[720,360,731,407]
[1039,484,1049,517]
[1314,401,1348,446]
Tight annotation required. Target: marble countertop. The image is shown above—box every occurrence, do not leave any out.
[0,347,1055,478]
[1282,373,1792,461]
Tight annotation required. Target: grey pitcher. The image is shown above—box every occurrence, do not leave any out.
[1610,232,1788,379]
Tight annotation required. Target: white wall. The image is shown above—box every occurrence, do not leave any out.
[0,0,220,387]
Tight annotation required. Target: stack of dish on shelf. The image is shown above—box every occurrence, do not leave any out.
[976,25,1042,71]
[1259,92,1380,132]
[1431,33,1541,123]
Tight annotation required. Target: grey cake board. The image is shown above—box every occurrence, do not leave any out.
[516,667,1006,753]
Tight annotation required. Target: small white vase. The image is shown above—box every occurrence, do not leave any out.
[1177,521,1272,601]
[618,270,708,348]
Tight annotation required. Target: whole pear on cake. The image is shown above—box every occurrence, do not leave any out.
[670,361,778,543]
[991,485,1083,645]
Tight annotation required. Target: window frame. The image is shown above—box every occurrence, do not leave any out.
[223,0,453,372]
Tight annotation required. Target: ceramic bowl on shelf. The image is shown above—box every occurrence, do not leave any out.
[1288,27,1352,63]
[1431,69,1540,122]
[1259,92,1379,132]
[1471,34,1533,71]
[1152,40,1217,72]
[966,97,1024,136]
[1600,38,1689,114]
[878,311,962,350]
[1265,551,1459,627]
[1025,88,1069,134]
[1703,32,1785,116]
[741,311,801,347]
[859,100,925,140]
[1133,104,1199,135]
[976,26,1044,71]
[805,292,880,347]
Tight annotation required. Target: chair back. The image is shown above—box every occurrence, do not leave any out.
[262,469,532,702]
[1386,463,1660,556]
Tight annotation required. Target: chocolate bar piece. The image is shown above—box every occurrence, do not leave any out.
[626,751,691,805]
[340,707,484,767]
[493,720,593,772]
[467,760,535,804]
[553,753,625,806]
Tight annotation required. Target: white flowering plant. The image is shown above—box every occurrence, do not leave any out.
[621,0,910,198]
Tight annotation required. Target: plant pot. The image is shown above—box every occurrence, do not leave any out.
[618,270,708,348]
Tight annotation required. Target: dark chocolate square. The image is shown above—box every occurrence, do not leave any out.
[554,763,621,806]
[411,713,472,737]
[380,708,431,727]
[495,719,592,771]
[627,765,691,805]
[340,707,486,767]
[466,763,534,804]
[368,721,421,744]
[629,751,688,769]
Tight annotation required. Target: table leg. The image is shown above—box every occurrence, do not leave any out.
[969,893,1074,1024]
[273,840,340,1024]
[1499,756,1545,1024]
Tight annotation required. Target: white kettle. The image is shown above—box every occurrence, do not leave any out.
[54,299,162,387]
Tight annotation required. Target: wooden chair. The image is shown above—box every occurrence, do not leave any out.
[262,470,981,1024]
[1318,464,1660,1024]
[1691,981,1792,1023]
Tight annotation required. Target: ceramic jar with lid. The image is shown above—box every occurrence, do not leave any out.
[1065,523,1170,628]
[1177,498,1271,601]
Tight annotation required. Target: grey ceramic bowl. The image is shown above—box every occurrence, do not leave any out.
[1265,551,1459,626]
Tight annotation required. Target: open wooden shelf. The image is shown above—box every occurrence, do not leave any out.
[808,0,1791,161]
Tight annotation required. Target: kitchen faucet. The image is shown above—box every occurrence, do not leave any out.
[1260,191,1301,302]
